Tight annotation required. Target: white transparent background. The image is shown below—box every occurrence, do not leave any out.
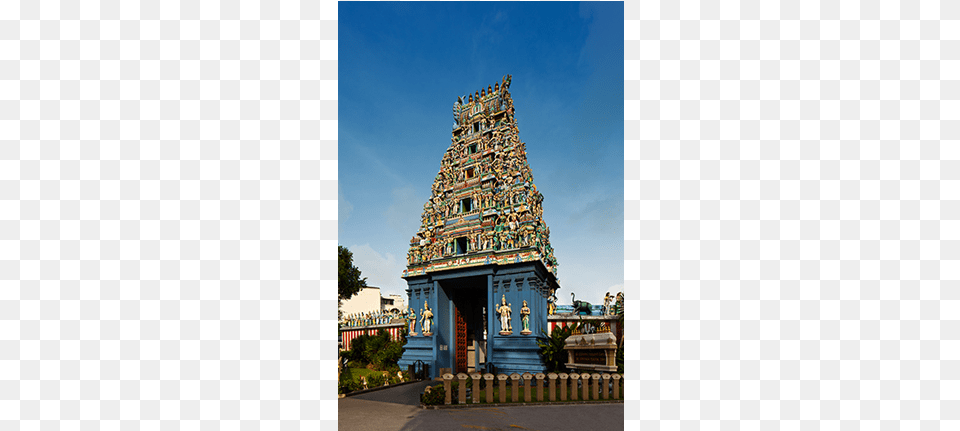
[5,0,958,429]
[626,1,955,430]
[5,0,338,429]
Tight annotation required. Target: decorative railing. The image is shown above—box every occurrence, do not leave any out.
[339,319,406,329]
[431,372,624,405]
[571,321,611,335]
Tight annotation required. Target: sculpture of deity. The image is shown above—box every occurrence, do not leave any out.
[407,308,417,335]
[603,292,613,315]
[420,301,434,335]
[547,290,557,315]
[497,295,512,334]
[520,300,531,334]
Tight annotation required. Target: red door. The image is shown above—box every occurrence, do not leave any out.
[455,305,468,373]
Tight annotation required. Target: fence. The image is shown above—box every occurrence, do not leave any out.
[340,322,405,351]
[435,372,623,405]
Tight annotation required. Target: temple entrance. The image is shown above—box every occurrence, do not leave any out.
[448,278,486,374]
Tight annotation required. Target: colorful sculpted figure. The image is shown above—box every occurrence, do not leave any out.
[520,300,531,334]
[547,289,557,315]
[497,295,512,334]
[603,292,613,315]
[406,77,560,292]
[407,308,417,335]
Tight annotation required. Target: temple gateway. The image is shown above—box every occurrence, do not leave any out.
[398,76,561,377]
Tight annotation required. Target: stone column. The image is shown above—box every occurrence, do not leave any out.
[581,373,590,400]
[443,373,454,405]
[521,373,532,402]
[509,373,520,403]
[535,373,545,401]
[601,373,611,399]
[457,373,468,404]
[558,373,568,401]
[483,373,496,403]
[471,373,482,403]
[497,374,508,403]
[486,275,494,370]
[612,374,621,400]
[547,373,557,401]
[568,373,579,401]
[591,373,601,400]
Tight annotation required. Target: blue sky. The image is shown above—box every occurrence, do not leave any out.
[339,2,624,306]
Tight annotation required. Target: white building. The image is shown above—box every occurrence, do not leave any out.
[340,286,407,316]
[382,294,406,313]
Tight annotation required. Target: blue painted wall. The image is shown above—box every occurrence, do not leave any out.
[398,261,558,378]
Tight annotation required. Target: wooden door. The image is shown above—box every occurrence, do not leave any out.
[455,304,467,373]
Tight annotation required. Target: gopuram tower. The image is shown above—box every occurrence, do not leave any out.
[398,75,560,377]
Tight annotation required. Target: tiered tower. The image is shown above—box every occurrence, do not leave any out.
[403,74,559,277]
[399,76,560,377]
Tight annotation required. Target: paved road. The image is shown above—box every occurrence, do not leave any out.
[400,404,624,431]
[338,380,435,431]
[339,380,624,431]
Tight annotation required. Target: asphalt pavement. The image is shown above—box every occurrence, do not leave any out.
[400,404,624,431]
[338,380,435,431]
[339,380,624,431]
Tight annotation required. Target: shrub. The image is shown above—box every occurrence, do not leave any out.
[345,329,406,371]
[449,381,460,404]
[367,372,386,387]
[363,330,390,363]
[347,335,369,363]
[338,369,362,394]
[372,338,405,369]
[421,384,445,405]
[537,323,578,373]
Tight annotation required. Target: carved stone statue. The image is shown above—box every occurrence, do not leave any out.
[497,295,512,334]
[520,300,531,334]
[421,301,434,335]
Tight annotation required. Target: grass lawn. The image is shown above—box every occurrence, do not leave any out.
[347,368,383,379]
[346,367,403,384]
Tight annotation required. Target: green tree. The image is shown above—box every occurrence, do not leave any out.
[339,245,367,301]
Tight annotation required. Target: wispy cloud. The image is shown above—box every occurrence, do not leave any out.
[349,142,408,185]
[385,186,424,235]
[348,243,406,295]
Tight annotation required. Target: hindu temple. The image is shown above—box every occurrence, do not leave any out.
[397,75,561,377]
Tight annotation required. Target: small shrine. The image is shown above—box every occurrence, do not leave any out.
[398,76,561,377]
